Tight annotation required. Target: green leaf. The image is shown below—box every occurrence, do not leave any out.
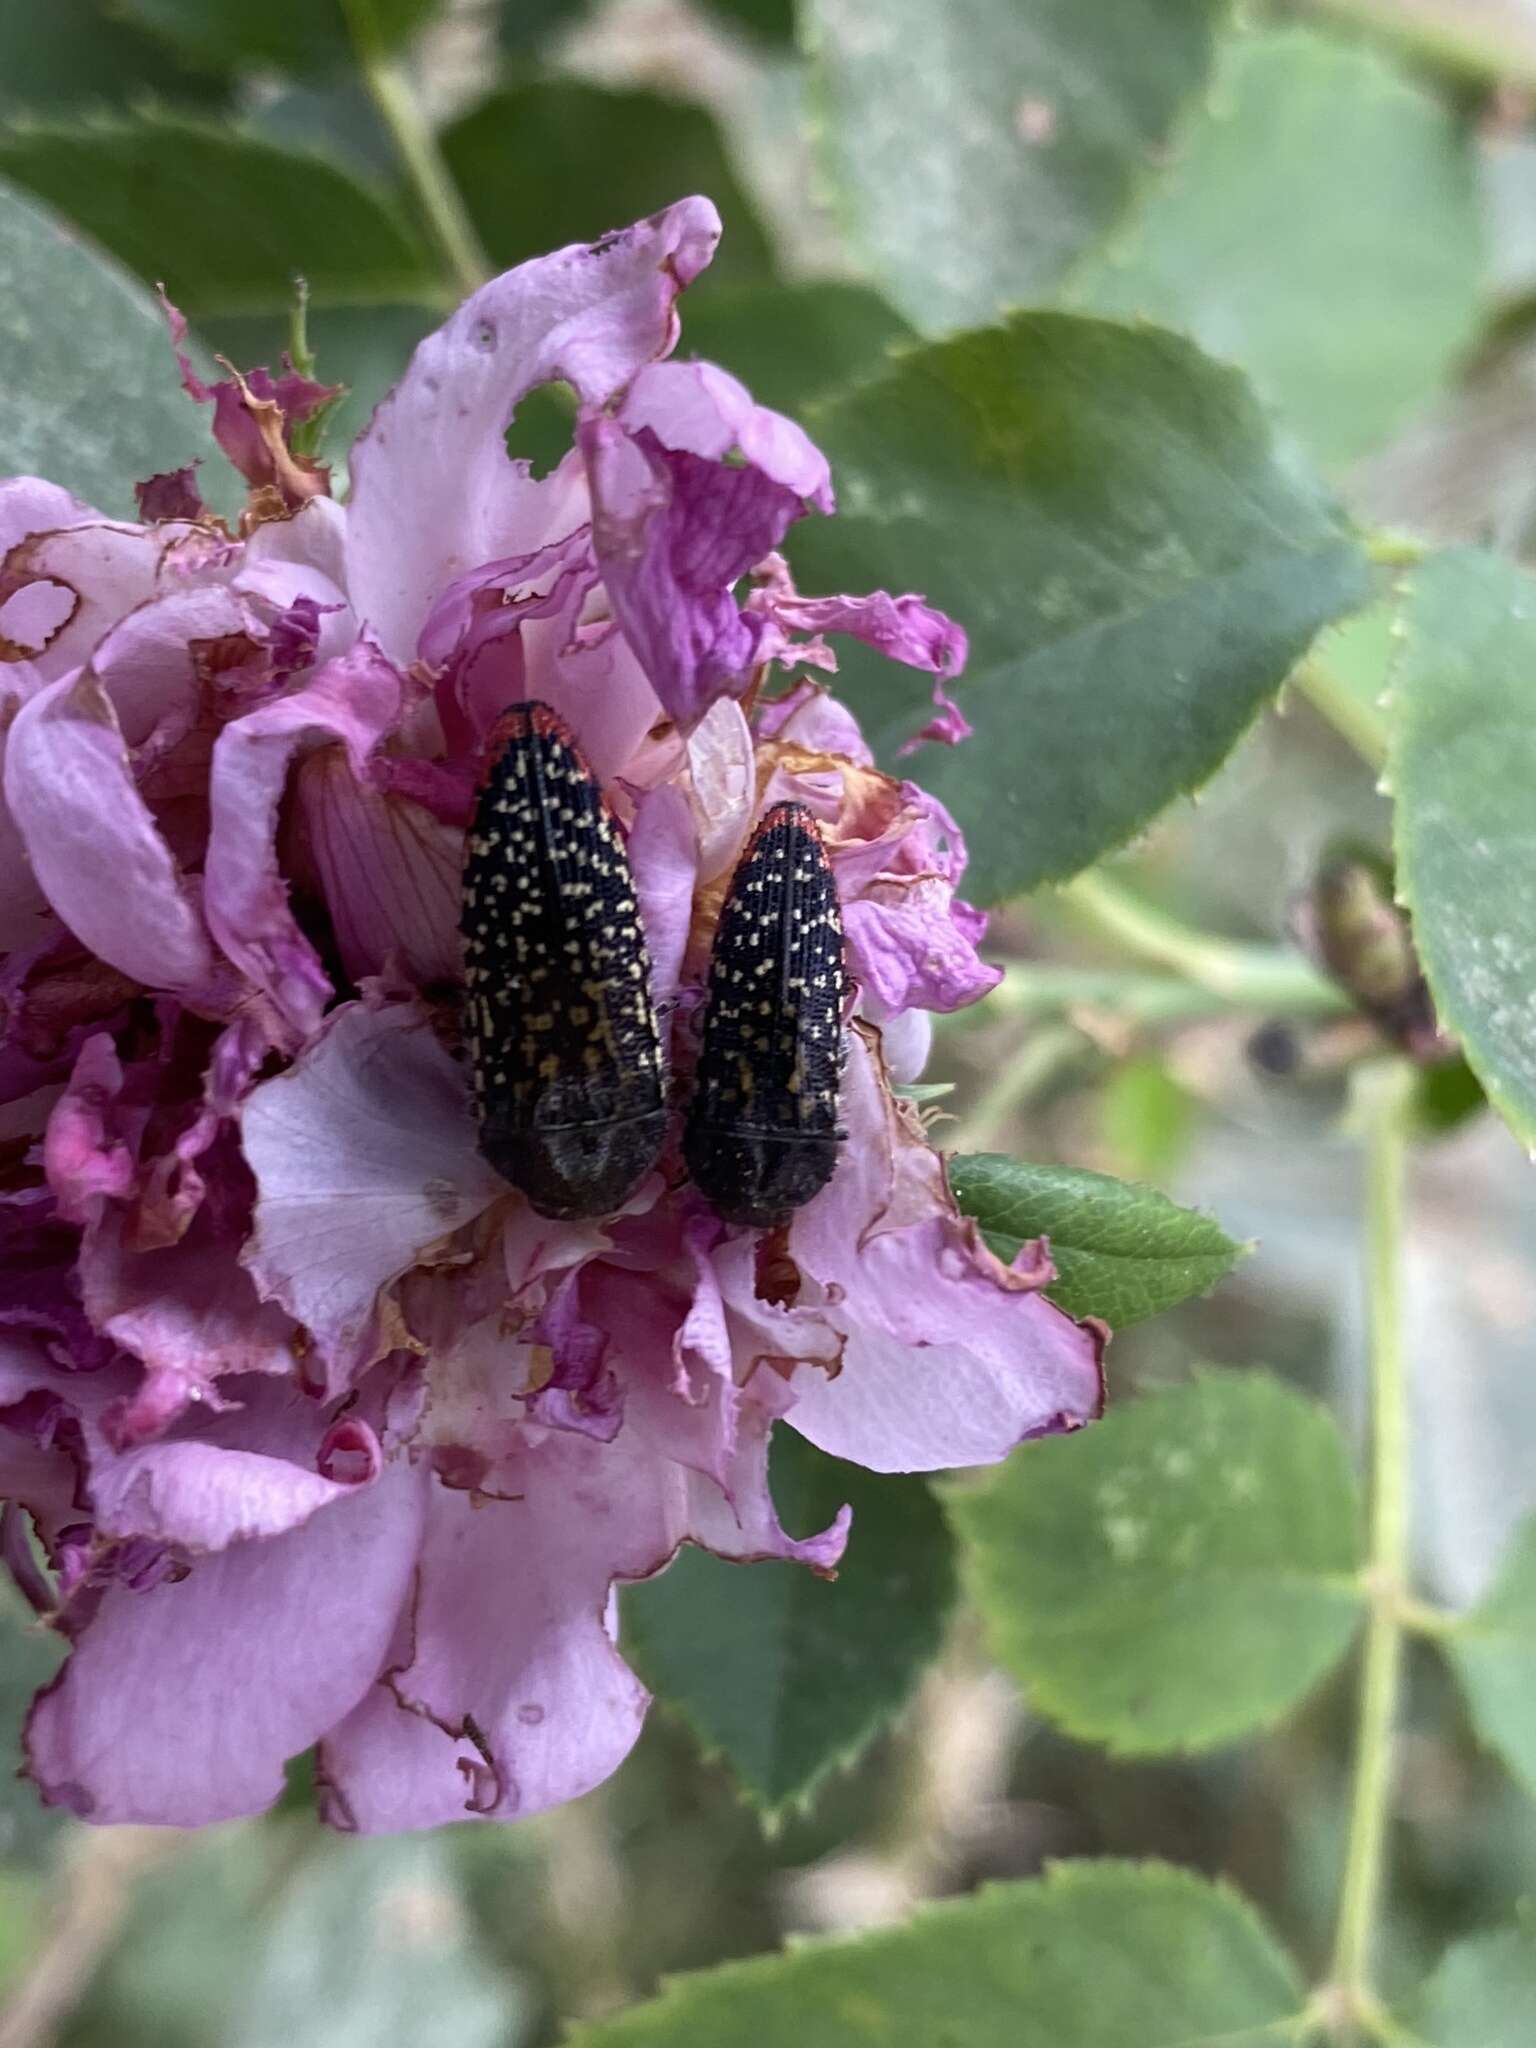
[1069,28,1485,470]
[0,0,226,115]
[1441,1516,1536,1798]
[568,1859,1305,2047]
[948,1372,1363,1753]
[678,281,913,419]
[0,176,209,516]
[621,1431,954,1813]
[115,0,440,76]
[1390,548,1536,1148]
[229,1839,525,2048]
[699,0,793,43]
[441,83,776,291]
[1410,1918,1536,2048]
[0,115,437,318]
[495,0,593,57]
[0,1578,66,1867]
[804,0,1222,333]
[795,315,1370,903]
[949,1154,1241,1328]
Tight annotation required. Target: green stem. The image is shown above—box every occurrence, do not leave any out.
[1063,872,1348,1013]
[1307,0,1536,93]
[950,1022,1086,1152]
[1328,1060,1416,2041]
[1294,658,1390,772]
[982,960,1349,1026]
[344,3,488,301]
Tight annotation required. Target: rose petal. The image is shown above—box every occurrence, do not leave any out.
[581,396,818,727]
[843,882,1001,1018]
[317,1438,664,1830]
[685,694,755,882]
[897,678,974,755]
[204,639,403,1036]
[621,360,832,509]
[345,197,722,662]
[88,1382,382,1549]
[1,521,185,685]
[92,583,249,748]
[0,684,50,951]
[764,589,966,677]
[4,671,219,995]
[81,1209,301,1434]
[26,1455,425,1825]
[628,781,696,1016]
[241,1001,504,1385]
[297,747,462,989]
[786,1031,1104,1472]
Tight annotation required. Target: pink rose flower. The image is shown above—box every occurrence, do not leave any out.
[0,198,1103,1832]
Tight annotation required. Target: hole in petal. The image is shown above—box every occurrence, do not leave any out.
[316,1417,381,1487]
[506,381,576,483]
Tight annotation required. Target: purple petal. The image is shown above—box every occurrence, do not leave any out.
[204,639,403,1037]
[897,679,974,755]
[581,358,836,729]
[754,675,874,764]
[684,696,755,881]
[241,1001,504,1387]
[88,1384,384,1550]
[629,782,696,1017]
[785,1030,1105,1472]
[345,198,722,663]
[0,519,188,685]
[26,1456,425,1825]
[82,1209,301,1435]
[297,748,462,989]
[619,360,832,510]
[4,671,220,997]
[317,1442,661,1830]
[843,882,1001,1018]
[764,589,965,677]
[134,466,205,524]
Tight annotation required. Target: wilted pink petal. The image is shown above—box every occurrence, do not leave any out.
[0,690,51,952]
[785,1032,1104,1472]
[581,361,833,729]
[764,588,965,677]
[88,1388,384,1549]
[160,293,338,509]
[241,1001,504,1387]
[204,639,403,1036]
[42,1035,136,1225]
[317,1439,663,1829]
[753,673,869,759]
[346,196,722,663]
[91,582,250,749]
[844,881,1001,1017]
[134,465,205,524]
[1,521,187,685]
[898,678,975,754]
[27,1455,425,1826]
[619,360,832,510]
[4,672,220,997]
[82,1210,301,1435]
[298,748,462,988]
[684,695,755,881]
[629,782,696,1015]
